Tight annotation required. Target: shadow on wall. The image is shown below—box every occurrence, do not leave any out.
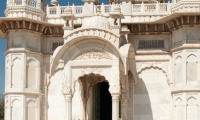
[134,67,171,120]
[134,78,153,120]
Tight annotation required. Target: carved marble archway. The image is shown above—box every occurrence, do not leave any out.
[49,27,138,120]
[136,61,171,84]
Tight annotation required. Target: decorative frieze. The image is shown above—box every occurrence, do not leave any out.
[74,50,110,60]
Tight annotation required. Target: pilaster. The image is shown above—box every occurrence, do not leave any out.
[111,94,120,120]
[64,94,72,120]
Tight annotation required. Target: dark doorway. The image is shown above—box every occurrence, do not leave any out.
[93,82,112,120]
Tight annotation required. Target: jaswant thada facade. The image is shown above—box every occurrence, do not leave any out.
[0,0,200,120]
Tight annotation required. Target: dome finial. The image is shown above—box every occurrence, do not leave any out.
[63,2,72,14]
[51,0,58,6]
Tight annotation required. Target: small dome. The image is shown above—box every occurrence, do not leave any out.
[82,16,110,29]
[63,7,72,14]
[112,5,121,13]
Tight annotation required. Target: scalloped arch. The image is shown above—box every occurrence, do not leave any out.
[137,66,170,84]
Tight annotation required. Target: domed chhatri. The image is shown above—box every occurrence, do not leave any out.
[112,5,121,13]
[63,2,72,15]
[63,7,72,15]
[82,16,111,29]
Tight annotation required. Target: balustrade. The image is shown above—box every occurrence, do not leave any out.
[133,2,170,13]
[27,0,37,8]
[14,0,22,5]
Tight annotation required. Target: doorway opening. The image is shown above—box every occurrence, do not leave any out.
[93,81,112,120]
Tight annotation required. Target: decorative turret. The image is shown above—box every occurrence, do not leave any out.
[51,0,58,6]
[109,4,124,33]
[5,0,46,21]
[61,2,76,35]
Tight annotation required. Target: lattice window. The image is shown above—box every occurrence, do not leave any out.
[49,8,57,14]
[75,7,83,14]
[14,0,22,5]
[52,42,64,50]
[27,0,37,8]
[104,6,111,13]
[138,40,164,49]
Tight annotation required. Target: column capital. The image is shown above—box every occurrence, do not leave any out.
[63,94,72,102]
[109,85,121,94]
[111,94,120,101]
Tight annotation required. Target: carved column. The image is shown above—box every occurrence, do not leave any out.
[112,94,120,120]
[64,94,72,120]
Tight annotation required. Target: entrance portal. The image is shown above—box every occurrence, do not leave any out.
[93,82,112,120]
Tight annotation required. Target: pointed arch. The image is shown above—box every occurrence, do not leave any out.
[187,54,198,82]
[11,57,22,88]
[187,96,198,120]
[175,97,183,120]
[26,58,37,88]
[11,99,21,120]
[187,96,197,105]
[187,54,197,62]
[26,99,36,120]
[175,56,182,64]
[175,97,182,106]
[175,56,182,83]
[26,99,36,107]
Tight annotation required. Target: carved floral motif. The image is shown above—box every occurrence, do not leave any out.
[65,28,119,45]
[72,67,111,82]
[62,74,72,94]
[74,50,110,60]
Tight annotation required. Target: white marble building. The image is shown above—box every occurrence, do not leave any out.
[0,0,200,120]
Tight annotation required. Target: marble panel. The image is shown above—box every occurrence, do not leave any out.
[187,62,198,81]
[135,68,170,120]
[175,63,182,83]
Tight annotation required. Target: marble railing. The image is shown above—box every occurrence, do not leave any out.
[4,0,200,23]
[132,2,171,14]
[47,5,83,17]
[46,2,172,18]
[171,0,200,13]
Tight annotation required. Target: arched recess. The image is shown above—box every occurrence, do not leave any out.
[187,96,198,120]
[72,73,109,120]
[136,67,171,120]
[50,27,122,75]
[137,65,169,85]
[48,28,138,120]
[50,36,124,94]
[175,97,183,120]
[175,56,182,83]
[26,99,36,120]
[187,54,198,83]
[11,99,21,120]
[26,59,37,89]
[11,57,22,88]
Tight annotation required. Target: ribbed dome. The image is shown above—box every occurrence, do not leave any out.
[82,16,111,29]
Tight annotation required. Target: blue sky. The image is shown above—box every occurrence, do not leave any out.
[0,0,108,95]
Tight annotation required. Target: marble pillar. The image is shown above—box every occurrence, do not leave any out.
[112,94,120,120]
[64,94,72,120]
